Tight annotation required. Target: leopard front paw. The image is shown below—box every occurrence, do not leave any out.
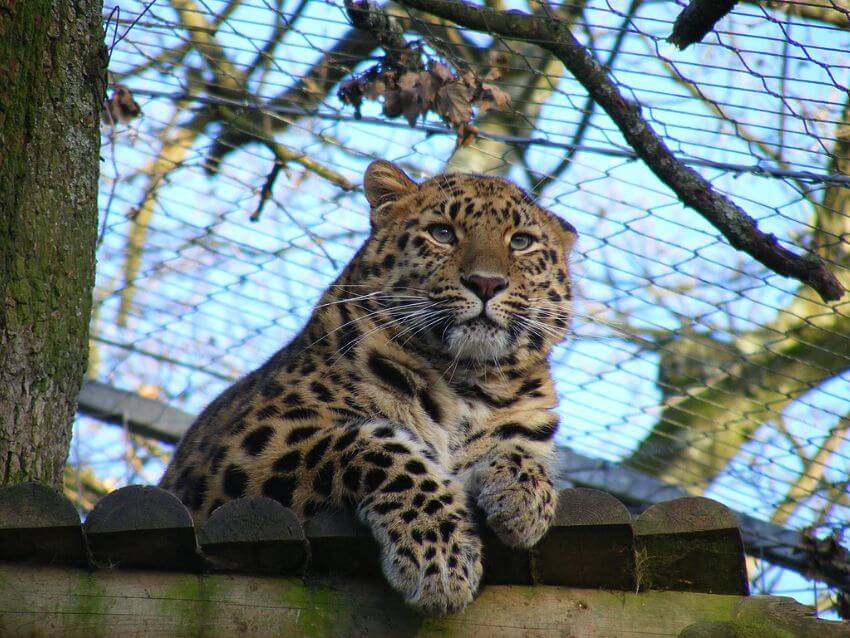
[375,512,483,615]
[476,454,556,548]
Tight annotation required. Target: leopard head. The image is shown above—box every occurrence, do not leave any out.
[355,160,577,365]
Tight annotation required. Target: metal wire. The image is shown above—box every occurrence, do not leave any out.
[74,0,850,618]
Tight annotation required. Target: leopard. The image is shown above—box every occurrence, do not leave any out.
[159,160,578,615]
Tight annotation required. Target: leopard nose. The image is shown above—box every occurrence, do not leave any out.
[461,274,508,301]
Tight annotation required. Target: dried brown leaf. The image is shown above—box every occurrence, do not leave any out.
[338,78,364,118]
[398,71,429,126]
[102,85,141,125]
[460,70,478,90]
[456,123,478,148]
[476,83,511,113]
[397,71,420,91]
[484,50,510,81]
[415,70,438,105]
[429,61,454,84]
[436,81,473,127]
[382,89,403,118]
[402,101,423,127]
[363,77,387,100]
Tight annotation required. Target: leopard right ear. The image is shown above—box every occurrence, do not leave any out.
[363,160,418,213]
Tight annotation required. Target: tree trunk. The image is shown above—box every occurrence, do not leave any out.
[0,1,105,487]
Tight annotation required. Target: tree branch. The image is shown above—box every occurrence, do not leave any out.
[771,414,849,527]
[392,0,845,302]
[628,91,850,488]
[668,0,738,50]
[217,107,357,192]
[742,0,850,29]
[626,313,850,490]
[205,24,381,174]
[171,0,244,96]
[530,0,641,196]
[116,111,211,327]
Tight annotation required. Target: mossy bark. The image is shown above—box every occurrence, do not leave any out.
[0,1,105,487]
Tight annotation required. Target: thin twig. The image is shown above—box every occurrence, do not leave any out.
[252,161,283,222]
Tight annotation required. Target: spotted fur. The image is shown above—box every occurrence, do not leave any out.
[160,160,577,615]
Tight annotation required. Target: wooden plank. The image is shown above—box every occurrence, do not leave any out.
[0,482,87,566]
[681,596,850,638]
[84,485,198,571]
[532,488,635,590]
[0,562,745,638]
[198,497,306,574]
[633,497,748,595]
[302,507,382,578]
[77,380,192,444]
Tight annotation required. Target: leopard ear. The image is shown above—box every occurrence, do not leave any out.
[364,160,417,211]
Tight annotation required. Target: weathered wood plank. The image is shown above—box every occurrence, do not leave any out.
[0,482,87,566]
[198,497,307,574]
[532,488,635,590]
[0,562,744,637]
[634,497,748,595]
[680,596,850,638]
[303,507,382,578]
[84,485,198,571]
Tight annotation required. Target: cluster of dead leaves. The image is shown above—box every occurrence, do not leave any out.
[339,53,511,147]
[102,84,142,126]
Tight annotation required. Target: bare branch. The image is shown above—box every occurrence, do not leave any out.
[392,0,845,302]
[346,0,410,59]
[645,39,816,201]
[668,0,738,50]
[743,0,850,29]
[242,0,308,81]
[771,415,849,526]
[628,90,850,488]
[171,0,244,96]
[217,107,357,193]
[117,111,211,326]
[530,0,641,196]
[205,25,381,174]
[112,0,243,83]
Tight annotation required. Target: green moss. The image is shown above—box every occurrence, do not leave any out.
[65,572,110,637]
[160,575,220,637]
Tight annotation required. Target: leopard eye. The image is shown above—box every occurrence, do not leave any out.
[510,233,534,251]
[427,223,456,245]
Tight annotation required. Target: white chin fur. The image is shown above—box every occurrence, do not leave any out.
[446,323,511,361]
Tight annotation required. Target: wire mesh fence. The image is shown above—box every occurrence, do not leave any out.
[73,0,849,617]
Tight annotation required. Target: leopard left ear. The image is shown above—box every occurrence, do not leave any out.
[364,160,418,213]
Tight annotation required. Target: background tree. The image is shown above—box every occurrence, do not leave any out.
[0,1,105,487]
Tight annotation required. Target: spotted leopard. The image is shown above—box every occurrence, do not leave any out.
[160,160,577,614]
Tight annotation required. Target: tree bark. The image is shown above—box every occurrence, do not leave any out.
[0,0,105,487]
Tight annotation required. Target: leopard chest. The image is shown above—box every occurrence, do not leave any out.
[358,355,494,464]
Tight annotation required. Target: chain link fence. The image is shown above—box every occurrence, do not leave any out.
[72,0,849,617]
